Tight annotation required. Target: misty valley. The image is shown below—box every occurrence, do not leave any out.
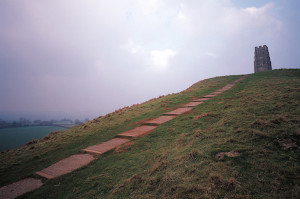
[0,126,67,152]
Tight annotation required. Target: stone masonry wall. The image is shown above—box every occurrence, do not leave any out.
[254,45,272,73]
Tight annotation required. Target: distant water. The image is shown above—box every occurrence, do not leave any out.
[0,126,66,151]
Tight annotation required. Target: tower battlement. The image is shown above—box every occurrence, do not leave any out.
[254,45,272,73]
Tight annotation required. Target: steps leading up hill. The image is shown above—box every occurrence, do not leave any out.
[0,76,246,198]
[1,69,299,199]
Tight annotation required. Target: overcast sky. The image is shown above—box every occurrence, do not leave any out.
[0,0,299,121]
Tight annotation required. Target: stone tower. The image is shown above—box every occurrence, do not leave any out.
[254,45,272,73]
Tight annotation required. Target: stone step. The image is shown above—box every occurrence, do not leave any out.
[36,154,95,179]
[192,98,211,102]
[163,107,193,115]
[223,87,233,89]
[143,115,176,125]
[217,87,231,91]
[182,101,203,107]
[82,138,130,155]
[203,94,218,98]
[222,85,233,88]
[211,91,224,94]
[216,88,228,91]
[117,125,157,138]
[0,178,43,199]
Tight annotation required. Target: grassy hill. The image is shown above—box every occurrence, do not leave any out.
[1,69,299,198]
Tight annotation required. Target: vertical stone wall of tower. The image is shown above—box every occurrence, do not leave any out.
[254,45,272,73]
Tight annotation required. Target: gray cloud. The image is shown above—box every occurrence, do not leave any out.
[0,0,299,120]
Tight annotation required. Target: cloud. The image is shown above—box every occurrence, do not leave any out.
[151,49,177,70]
[1,0,297,120]
[243,2,274,15]
[205,52,216,58]
[121,40,145,55]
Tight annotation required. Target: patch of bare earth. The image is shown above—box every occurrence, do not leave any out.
[161,100,172,107]
[278,139,298,150]
[194,128,212,137]
[216,151,241,160]
[193,113,209,120]
[209,174,237,190]
[114,142,134,153]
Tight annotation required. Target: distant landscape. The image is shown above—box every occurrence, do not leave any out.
[0,118,89,151]
[0,118,89,129]
[0,126,67,152]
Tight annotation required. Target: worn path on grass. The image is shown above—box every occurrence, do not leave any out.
[0,75,246,199]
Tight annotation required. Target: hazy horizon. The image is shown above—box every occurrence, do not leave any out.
[1,0,300,121]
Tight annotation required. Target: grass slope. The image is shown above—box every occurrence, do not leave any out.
[0,74,238,187]
[1,69,300,198]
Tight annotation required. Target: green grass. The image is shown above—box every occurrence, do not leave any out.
[0,74,238,188]
[2,69,300,199]
[0,126,67,152]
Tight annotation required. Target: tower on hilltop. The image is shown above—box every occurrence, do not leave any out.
[254,45,272,73]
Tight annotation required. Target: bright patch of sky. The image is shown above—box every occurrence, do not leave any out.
[151,49,177,70]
